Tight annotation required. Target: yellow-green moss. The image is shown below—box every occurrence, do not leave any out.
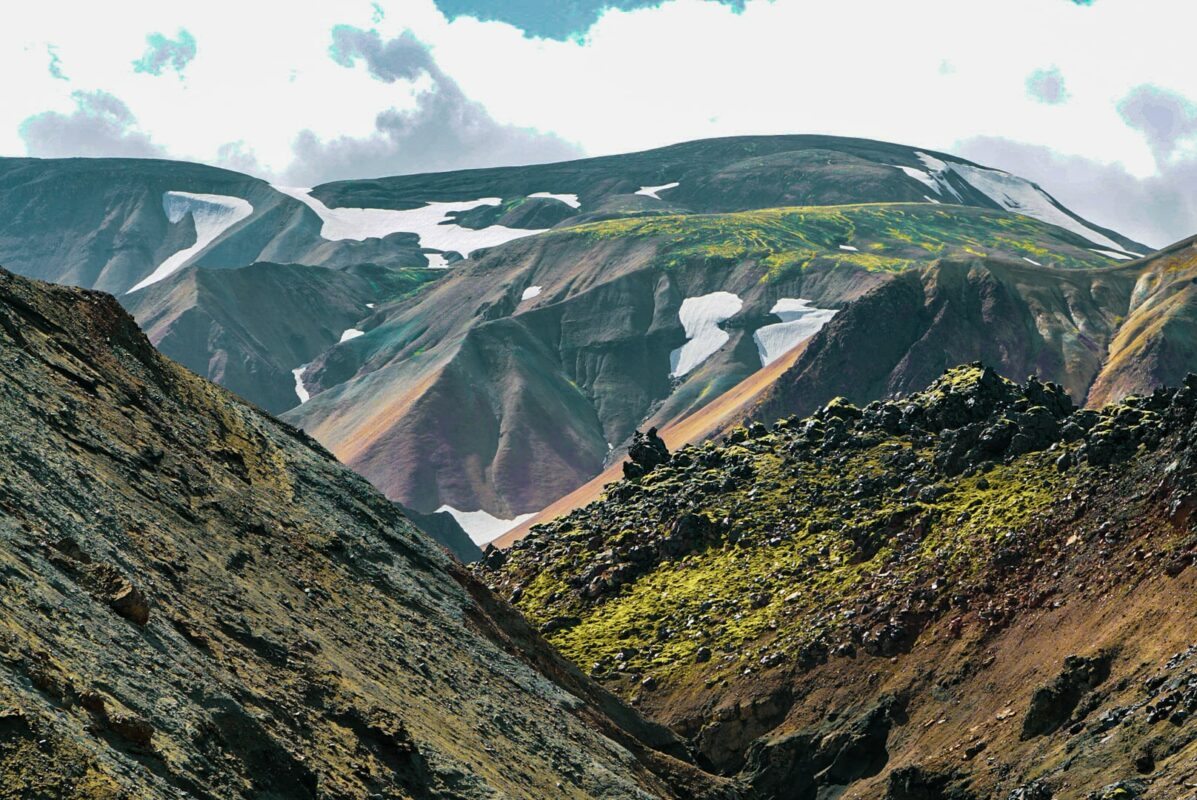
[554,203,1110,281]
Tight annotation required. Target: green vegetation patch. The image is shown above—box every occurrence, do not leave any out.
[559,204,1111,278]
[478,364,1181,701]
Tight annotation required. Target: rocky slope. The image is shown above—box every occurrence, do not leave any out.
[1088,235,1197,407]
[0,267,732,799]
[480,364,1197,797]
[748,254,1136,425]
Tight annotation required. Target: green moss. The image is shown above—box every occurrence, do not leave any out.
[557,203,1110,280]
[488,366,1100,699]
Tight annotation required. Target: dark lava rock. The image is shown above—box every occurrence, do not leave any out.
[107,712,155,748]
[1086,780,1146,800]
[744,694,906,799]
[1022,653,1113,739]
[885,766,975,800]
[539,615,582,635]
[1007,781,1053,800]
[623,427,670,479]
[107,579,150,626]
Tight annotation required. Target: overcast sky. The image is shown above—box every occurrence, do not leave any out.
[4,0,1196,247]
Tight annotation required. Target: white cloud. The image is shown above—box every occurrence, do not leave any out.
[2,0,1197,242]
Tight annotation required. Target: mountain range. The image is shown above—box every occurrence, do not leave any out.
[0,135,1170,548]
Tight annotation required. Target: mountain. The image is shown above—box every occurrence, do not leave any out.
[1088,235,1197,407]
[121,261,437,415]
[747,254,1137,424]
[478,363,1197,796]
[0,137,1156,545]
[284,202,1127,526]
[395,503,483,563]
[313,135,1145,258]
[277,138,1152,540]
[0,158,436,295]
[0,267,733,799]
[499,242,1197,544]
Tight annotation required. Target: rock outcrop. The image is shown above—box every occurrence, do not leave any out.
[481,362,1197,796]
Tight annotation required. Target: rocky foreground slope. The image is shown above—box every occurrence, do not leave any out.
[0,267,733,799]
[481,364,1197,797]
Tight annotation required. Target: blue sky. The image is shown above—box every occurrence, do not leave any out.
[433,0,745,39]
[4,0,1197,246]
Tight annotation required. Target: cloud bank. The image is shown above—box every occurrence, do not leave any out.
[4,0,1197,245]
[285,27,581,185]
[19,91,165,159]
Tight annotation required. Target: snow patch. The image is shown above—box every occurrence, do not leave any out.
[128,191,253,293]
[753,298,838,367]
[366,303,376,309]
[670,291,743,377]
[909,154,1138,254]
[521,285,542,301]
[892,165,943,194]
[924,196,941,205]
[1022,257,1043,267]
[292,364,311,404]
[838,244,858,252]
[274,186,546,257]
[635,182,680,200]
[528,191,580,209]
[1089,248,1134,261]
[425,253,451,269]
[339,328,364,343]
[435,505,536,546]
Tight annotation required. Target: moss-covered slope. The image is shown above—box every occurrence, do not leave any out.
[480,364,1197,797]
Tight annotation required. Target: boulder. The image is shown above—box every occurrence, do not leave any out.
[623,427,670,480]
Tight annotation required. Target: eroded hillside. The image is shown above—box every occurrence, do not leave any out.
[0,267,731,799]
